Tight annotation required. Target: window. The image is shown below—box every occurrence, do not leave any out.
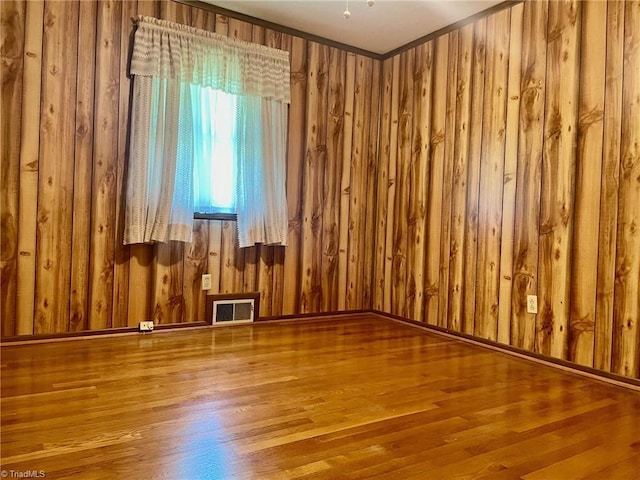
[124,16,291,247]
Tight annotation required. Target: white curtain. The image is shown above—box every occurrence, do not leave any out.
[124,77,194,243]
[235,97,289,247]
[124,16,290,246]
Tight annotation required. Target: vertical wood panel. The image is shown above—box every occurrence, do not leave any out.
[183,220,208,322]
[511,0,547,351]
[373,59,393,311]
[594,0,624,372]
[219,221,237,294]
[570,0,607,367]
[407,42,433,322]
[16,0,43,336]
[128,245,153,326]
[257,246,274,316]
[474,9,510,341]
[424,34,449,326]
[612,0,640,378]
[207,220,222,295]
[35,0,78,333]
[538,0,580,359]
[112,0,137,328]
[346,55,372,310]
[69,0,97,332]
[282,34,306,315]
[272,246,284,316]
[447,26,473,331]
[153,242,184,324]
[497,2,523,344]
[382,57,400,313]
[88,0,121,330]
[391,51,414,316]
[243,246,257,293]
[362,59,381,310]
[462,18,487,335]
[1,0,25,337]
[234,246,246,293]
[438,30,459,328]
[322,48,346,311]
[300,42,328,313]
[438,30,458,329]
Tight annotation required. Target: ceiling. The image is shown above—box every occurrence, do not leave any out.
[203,0,505,55]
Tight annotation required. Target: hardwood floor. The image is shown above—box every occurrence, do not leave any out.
[1,315,639,479]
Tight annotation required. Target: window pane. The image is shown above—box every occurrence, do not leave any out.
[192,85,237,214]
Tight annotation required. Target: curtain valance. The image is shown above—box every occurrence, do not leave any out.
[130,16,291,103]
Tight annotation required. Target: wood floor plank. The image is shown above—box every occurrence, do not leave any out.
[1,315,638,478]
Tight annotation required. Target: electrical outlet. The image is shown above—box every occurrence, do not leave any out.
[139,321,154,332]
[202,273,212,290]
[526,295,538,314]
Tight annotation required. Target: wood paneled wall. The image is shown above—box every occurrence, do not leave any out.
[0,1,380,336]
[2,0,638,381]
[374,0,640,379]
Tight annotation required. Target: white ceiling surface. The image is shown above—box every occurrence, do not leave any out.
[204,0,504,55]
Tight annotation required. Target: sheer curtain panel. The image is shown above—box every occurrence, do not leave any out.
[124,16,290,246]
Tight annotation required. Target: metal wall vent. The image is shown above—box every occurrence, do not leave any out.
[205,293,260,325]
[213,299,254,323]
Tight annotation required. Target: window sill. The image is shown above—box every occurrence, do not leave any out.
[194,212,237,221]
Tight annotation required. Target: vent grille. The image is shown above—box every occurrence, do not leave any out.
[213,299,254,323]
[205,292,260,325]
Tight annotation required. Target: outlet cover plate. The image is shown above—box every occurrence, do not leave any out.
[202,274,212,290]
[526,295,538,314]
[139,321,154,332]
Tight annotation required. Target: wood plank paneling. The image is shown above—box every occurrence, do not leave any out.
[362,59,381,311]
[438,30,457,329]
[337,53,355,312]
[322,47,346,312]
[595,0,624,372]
[300,42,329,313]
[34,0,78,333]
[474,9,510,341]
[391,50,413,317]
[424,34,448,326]
[612,0,640,378]
[2,0,638,383]
[462,17,487,336]
[447,25,473,331]
[375,0,639,379]
[112,0,137,329]
[346,55,373,311]
[382,57,400,313]
[511,0,547,351]
[570,0,607,367]
[183,220,208,322]
[407,41,433,322]
[15,0,43,336]
[257,246,274,316]
[0,0,25,337]
[373,59,393,312]
[282,34,306,315]
[88,0,121,330]
[538,0,580,359]
[207,220,222,296]
[497,2,523,345]
[69,0,97,333]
